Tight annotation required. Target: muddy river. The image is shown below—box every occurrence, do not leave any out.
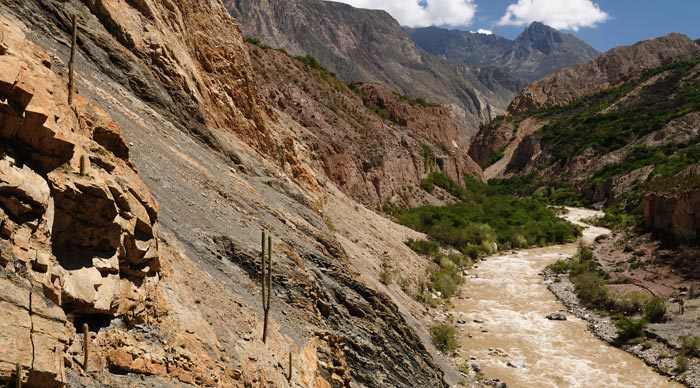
[452,208,682,388]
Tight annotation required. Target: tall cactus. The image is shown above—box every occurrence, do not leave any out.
[79,154,88,176]
[83,323,89,371]
[261,230,272,343]
[287,351,292,382]
[15,362,21,388]
[68,14,77,105]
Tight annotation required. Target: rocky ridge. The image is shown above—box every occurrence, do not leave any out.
[508,33,700,114]
[225,0,526,138]
[470,36,700,189]
[407,22,600,82]
[248,40,482,205]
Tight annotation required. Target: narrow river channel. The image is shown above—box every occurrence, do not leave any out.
[452,208,682,388]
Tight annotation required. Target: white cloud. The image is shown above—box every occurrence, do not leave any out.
[328,0,477,27]
[476,29,493,35]
[498,0,609,31]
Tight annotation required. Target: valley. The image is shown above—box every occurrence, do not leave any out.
[0,0,698,387]
[453,208,683,388]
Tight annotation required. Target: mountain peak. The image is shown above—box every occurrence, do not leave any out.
[517,22,565,54]
[407,22,599,81]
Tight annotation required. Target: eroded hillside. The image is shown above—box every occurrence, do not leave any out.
[225,0,526,139]
[247,42,482,206]
[0,0,488,387]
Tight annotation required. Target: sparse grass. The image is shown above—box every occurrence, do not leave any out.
[379,256,395,285]
[429,324,457,354]
[676,356,689,374]
[679,333,700,357]
[324,215,335,232]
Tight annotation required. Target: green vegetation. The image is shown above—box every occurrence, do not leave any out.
[679,333,700,356]
[429,324,458,354]
[613,291,648,316]
[676,356,690,373]
[405,238,470,302]
[615,317,648,344]
[394,92,440,108]
[244,36,272,49]
[379,256,395,285]
[484,60,700,237]
[400,174,580,257]
[293,54,345,91]
[484,150,505,168]
[420,144,437,172]
[405,238,440,256]
[643,296,667,323]
[535,59,700,160]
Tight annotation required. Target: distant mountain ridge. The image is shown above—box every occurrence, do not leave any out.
[406,22,601,82]
[224,0,526,138]
[508,33,700,114]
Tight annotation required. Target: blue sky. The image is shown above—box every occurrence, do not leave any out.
[331,0,700,52]
[477,0,700,52]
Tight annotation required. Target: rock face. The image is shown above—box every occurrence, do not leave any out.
[2,0,464,387]
[0,16,160,387]
[225,0,526,138]
[249,41,482,204]
[407,22,600,82]
[508,33,700,114]
[643,188,700,239]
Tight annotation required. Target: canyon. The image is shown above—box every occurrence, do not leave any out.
[0,0,699,387]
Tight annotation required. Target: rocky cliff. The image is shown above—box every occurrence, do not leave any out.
[0,0,472,387]
[508,33,700,114]
[644,188,700,241]
[248,41,482,205]
[225,0,525,138]
[468,42,700,248]
[407,22,600,82]
[0,16,161,386]
[471,35,700,179]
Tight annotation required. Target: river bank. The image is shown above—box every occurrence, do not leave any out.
[450,208,683,388]
[544,210,700,388]
[546,272,700,387]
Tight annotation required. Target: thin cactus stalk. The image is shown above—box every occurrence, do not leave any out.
[15,362,21,388]
[83,323,89,371]
[287,351,292,382]
[68,14,77,105]
[261,230,272,343]
[79,154,87,176]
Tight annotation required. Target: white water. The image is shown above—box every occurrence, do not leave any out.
[452,208,682,388]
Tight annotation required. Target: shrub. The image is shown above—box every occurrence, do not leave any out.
[676,356,689,374]
[643,296,666,323]
[572,271,610,309]
[431,258,462,298]
[379,256,394,285]
[613,291,649,316]
[615,317,648,344]
[679,333,700,356]
[429,324,457,354]
[405,238,440,256]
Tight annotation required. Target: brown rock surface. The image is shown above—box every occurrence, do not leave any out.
[643,188,700,238]
[0,14,161,387]
[0,1,468,388]
[508,33,700,115]
[249,44,482,205]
